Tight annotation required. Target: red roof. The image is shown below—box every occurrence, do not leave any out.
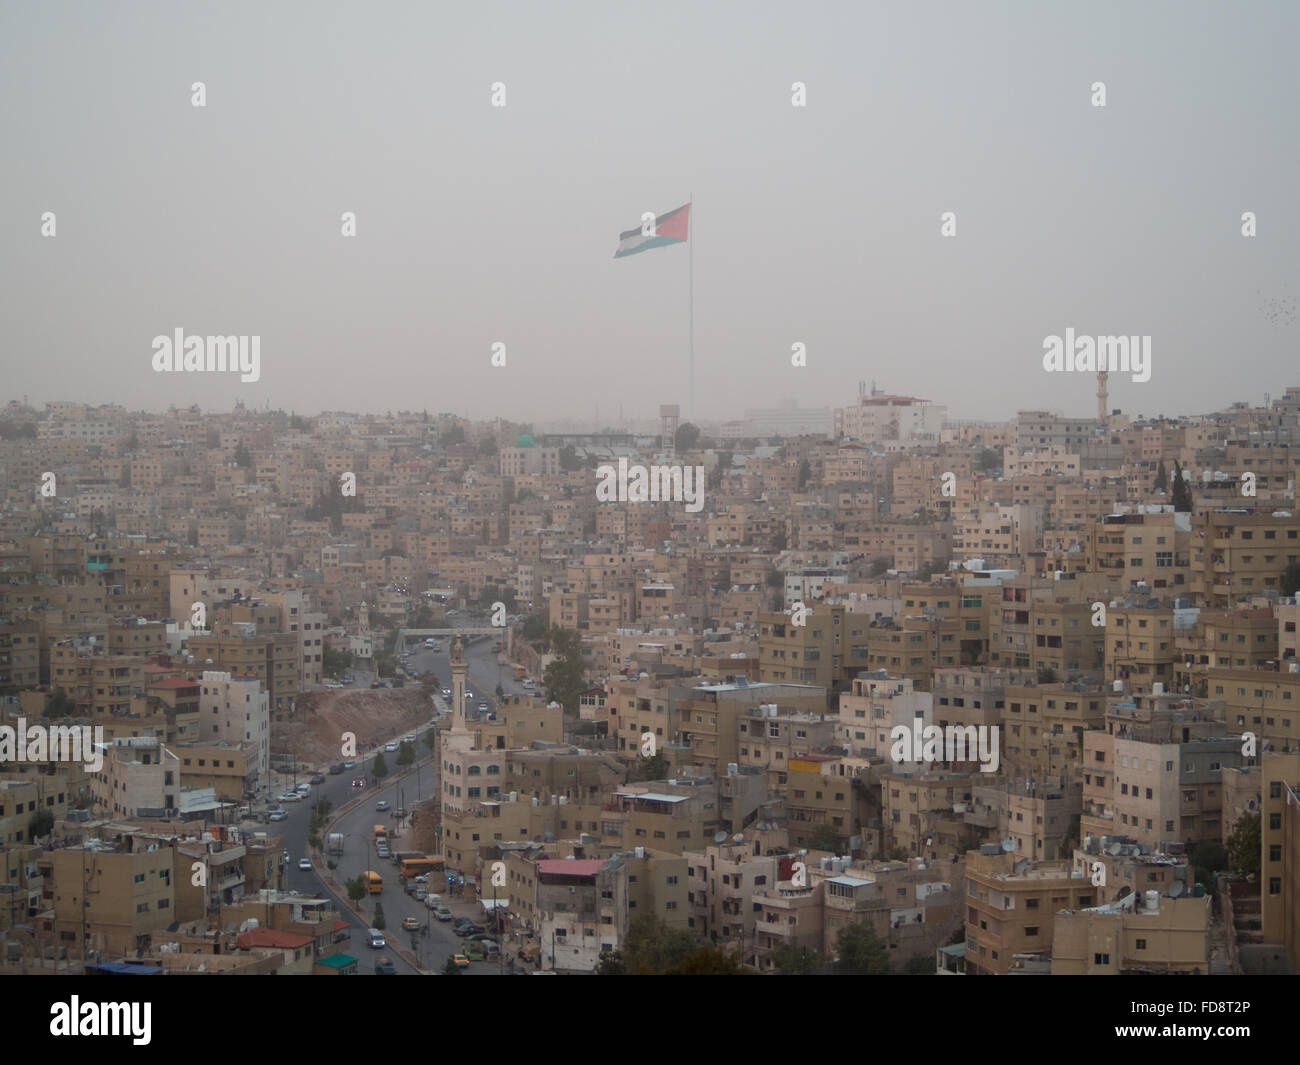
[537,859,606,877]
[236,928,314,949]
[149,677,197,689]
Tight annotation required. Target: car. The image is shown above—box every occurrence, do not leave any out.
[413,873,429,884]
[328,763,344,775]
[433,906,453,922]
[297,858,312,871]
[276,792,302,803]
[463,923,487,937]
[451,953,470,968]
[463,940,485,961]
[367,928,386,949]
[341,675,354,684]
[477,702,489,712]
[375,800,391,812]
[374,958,396,975]
[370,680,382,689]
[412,889,425,903]
[441,688,451,697]
[283,850,291,862]
[310,774,325,785]
[351,778,365,788]
[268,810,288,822]
[295,782,311,794]
[394,807,407,819]
[402,917,420,931]
[384,742,398,753]
[343,760,356,769]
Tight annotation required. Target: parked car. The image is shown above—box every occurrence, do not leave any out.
[351,778,365,788]
[295,782,311,794]
[441,688,451,698]
[343,760,356,769]
[310,774,325,785]
[384,742,398,753]
[433,906,453,922]
[328,763,344,775]
[394,807,406,819]
[477,702,489,713]
[276,792,302,803]
[451,953,470,968]
[412,889,426,903]
[374,958,396,975]
[268,810,288,822]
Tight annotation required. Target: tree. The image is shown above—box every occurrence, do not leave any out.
[1226,811,1261,878]
[346,876,367,904]
[423,729,437,752]
[323,647,352,678]
[1171,461,1193,512]
[903,954,936,975]
[765,568,784,589]
[1281,561,1300,597]
[559,444,583,472]
[43,690,77,718]
[29,808,55,841]
[543,625,586,712]
[674,422,701,452]
[373,752,389,781]
[835,920,891,974]
[600,915,702,974]
[1153,460,1168,493]
[797,459,812,490]
[396,741,415,768]
[774,944,826,974]
[809,823,840,853]
[632,753,668,781]
[372,903,386,930]
[372,651,396,678]
[976,448,1001,471]
[521,615,547,642]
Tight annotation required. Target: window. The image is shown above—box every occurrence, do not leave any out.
[1093,952,1110,965]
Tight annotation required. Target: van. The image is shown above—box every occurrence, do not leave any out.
[424,893,444,910]
[367,928,386,949]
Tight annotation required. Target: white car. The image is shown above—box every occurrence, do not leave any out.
[384,742,398,753]
[297,858,312,871]
[295,782,312,793]
[276,792,302,803]
[268,809,288,822]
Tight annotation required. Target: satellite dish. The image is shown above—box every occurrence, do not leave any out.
[1108,843,1123,856]
[732,834,744,844]
[1169,880,1184,897]
[714,831,728,844]
[1000,837,1015,852]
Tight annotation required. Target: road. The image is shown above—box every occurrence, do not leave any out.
[273,609,535,975]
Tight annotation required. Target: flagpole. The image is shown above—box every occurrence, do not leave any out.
[689,192,695,423]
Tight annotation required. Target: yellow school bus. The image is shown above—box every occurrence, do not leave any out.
[362,870,383,895]
[399,856,445,880]
[373,824,388,843]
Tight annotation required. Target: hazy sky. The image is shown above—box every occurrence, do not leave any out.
[2,1,1296,426]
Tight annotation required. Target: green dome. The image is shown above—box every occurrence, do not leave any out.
[516,433,534,448]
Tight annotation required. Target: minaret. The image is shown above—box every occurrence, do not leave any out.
[449,635,468,734]
[1097,370,1109,425]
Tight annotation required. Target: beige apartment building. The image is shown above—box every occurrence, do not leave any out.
[1085,508,1192,592]
[1194,510,1300,607]
[1051,894,1212,974]
[1259,750,1300,969]
[964,849,1098,976]
[49,842,176,958]
[1081,728,1242,852]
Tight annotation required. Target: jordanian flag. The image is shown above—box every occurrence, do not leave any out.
[614,202,690,258]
